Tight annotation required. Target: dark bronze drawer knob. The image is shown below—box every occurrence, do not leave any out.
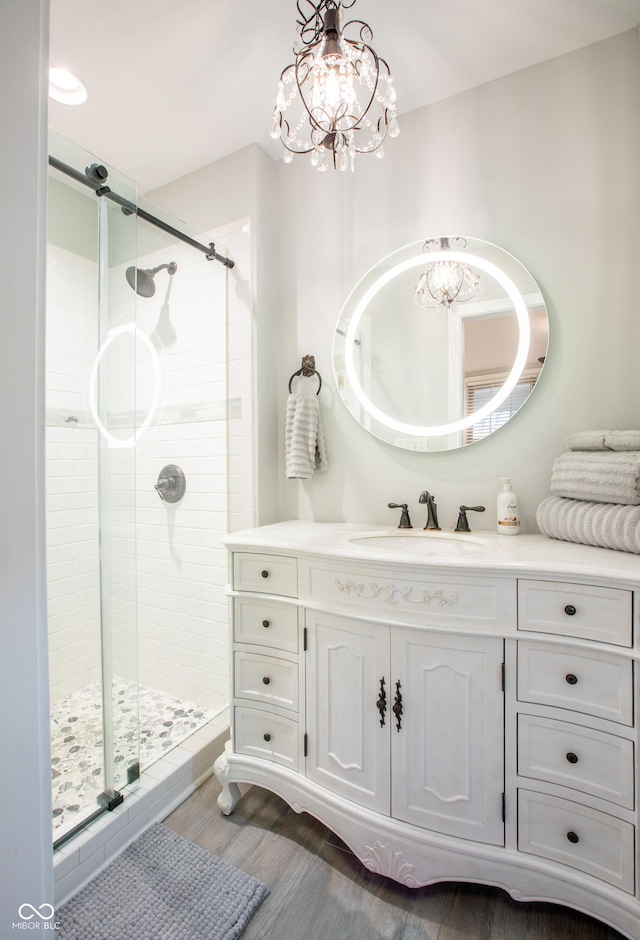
[263,733,271,742]
[261,570,269,578]
[566,752,579,764]
[564,604,577,616]
[565,673,578,685]
[262,676,270,685]
[567,831,580,844]
[262,619,270,628]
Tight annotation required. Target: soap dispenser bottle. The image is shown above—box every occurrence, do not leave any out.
[497,477,520,535]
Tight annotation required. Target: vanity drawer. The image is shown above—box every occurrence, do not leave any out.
[234,651,299,712]
[517,641,633,725]
[518,580,631,646]
[234,706,299,771]
[233,552,298,597]
[518,789,635,893]
[234,597,299,653]
[518,714,634,809]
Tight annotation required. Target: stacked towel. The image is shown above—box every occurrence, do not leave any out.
[550,451,640,504]
[539,429,640,554]
[566,430,609,451]
[285,391,328,479]
[537,497,640,554]
[566,429,640,451]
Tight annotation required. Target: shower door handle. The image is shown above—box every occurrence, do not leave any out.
[155,464,186,503]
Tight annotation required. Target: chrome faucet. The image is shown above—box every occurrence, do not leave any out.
[418,491,440,531]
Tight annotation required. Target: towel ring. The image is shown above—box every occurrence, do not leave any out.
[288,355,322,395]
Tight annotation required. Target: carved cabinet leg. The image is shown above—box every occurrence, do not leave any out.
[214,749,241,815]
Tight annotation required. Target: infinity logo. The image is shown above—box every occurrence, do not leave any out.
[18,903,55,921]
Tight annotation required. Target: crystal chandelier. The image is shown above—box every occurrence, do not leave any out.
[271,0,399,172]
[414,237,482,311]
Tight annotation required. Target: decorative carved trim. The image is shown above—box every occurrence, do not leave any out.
[361,841,419,888]
[335,577,458,607]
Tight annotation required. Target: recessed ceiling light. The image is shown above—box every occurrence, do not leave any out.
[49,67,87,106]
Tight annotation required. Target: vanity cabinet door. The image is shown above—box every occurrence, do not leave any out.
[305,611,390,814]
[391,630,505,845]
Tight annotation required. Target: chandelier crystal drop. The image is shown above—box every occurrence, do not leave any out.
[414,237,482,311]
[271,0,399,171]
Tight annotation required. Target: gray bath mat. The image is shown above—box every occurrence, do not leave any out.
[56,823,268,939]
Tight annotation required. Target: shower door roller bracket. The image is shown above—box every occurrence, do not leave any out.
[155,464,186,503]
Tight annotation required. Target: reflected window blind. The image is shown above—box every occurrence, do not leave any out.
[465,372,538,443]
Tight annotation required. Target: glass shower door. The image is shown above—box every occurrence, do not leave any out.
[47,130,140,845]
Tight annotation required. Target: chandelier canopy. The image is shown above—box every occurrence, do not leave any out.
[414,237,482,311]
[271,0,399,171]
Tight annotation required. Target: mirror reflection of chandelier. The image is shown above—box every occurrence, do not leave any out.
[270,0,399,172]
[414,237,482,311]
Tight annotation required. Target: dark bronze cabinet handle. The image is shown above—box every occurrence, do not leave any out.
[567,831,580,844]
[392,680,403,732]
[263,733,271,742]
[376,677,387,727]
[565,673,578,685]
[261,570,269,578]
[263,676,270,685]
[262,619,270,628]
[564,604,577,616]
[566,752,579,764]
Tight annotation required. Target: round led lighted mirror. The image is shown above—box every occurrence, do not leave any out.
[332,236,549,452]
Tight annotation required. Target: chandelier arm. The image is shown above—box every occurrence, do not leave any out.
[278,111,315,155]
[296,0,336,46]
[340,18,374,43]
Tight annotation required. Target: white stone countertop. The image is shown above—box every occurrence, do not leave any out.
[222,520,640,588]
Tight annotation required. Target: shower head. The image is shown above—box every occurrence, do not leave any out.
[125,261,177,298]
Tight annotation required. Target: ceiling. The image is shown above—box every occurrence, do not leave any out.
[49,0,640,194]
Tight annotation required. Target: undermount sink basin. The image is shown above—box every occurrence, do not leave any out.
[348,531,486,556]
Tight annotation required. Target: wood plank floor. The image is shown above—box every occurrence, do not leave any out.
[163,775,627,940]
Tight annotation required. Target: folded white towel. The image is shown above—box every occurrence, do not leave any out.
[537,496,640,554]
[285,392,328,479]
[566,430,610,451]
[550,451,640,505]
[605,430,640,451]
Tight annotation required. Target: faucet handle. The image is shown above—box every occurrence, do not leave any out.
[455,505,485,532]
[388,502,413,529]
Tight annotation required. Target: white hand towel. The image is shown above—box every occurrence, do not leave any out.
[285,392,328,479]
[550,451,640,505]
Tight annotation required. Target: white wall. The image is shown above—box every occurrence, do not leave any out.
[0,0,54,929]
[150,29,640,538]
[273,27,640,533]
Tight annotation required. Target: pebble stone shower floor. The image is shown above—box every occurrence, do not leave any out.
[51,680,214,838]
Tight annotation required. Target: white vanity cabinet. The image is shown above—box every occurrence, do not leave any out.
[215,524,640,940]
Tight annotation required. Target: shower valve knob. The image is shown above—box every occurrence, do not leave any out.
[155,465,186,504]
